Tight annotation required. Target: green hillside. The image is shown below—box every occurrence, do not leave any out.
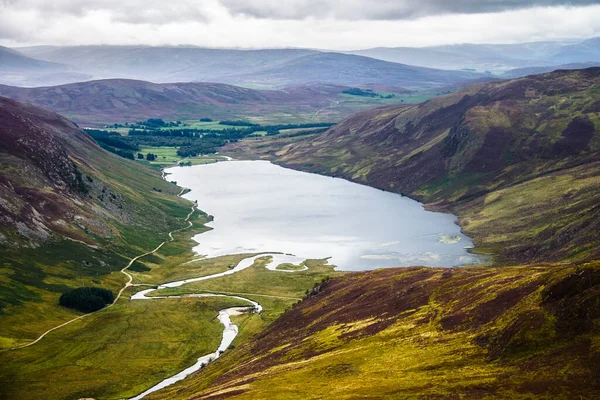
[0,96,193,348]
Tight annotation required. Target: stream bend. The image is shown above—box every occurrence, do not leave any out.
[128,253,301,400]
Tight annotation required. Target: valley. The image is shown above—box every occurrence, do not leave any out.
[1,49,599,400]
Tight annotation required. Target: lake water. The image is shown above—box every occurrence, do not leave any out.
[166,160,481,271]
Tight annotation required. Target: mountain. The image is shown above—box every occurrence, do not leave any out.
[220,52,484,89]
[163,262,600,399]
[0,46,91,87]
[17,45,316,85]
[548,37,600,64]
[0,46,64,70]
[223,68,600,265]
[0,96,194,344]
[0,79,410,125]
[13,45,485,89]
[502,62,600,78]
[8,39,600,88]
[350,38,600,74]
[349,41,570,72]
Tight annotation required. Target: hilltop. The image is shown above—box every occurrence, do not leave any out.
[224,68,600,264]
[0,79,414,126]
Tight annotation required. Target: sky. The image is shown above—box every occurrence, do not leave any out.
[2,0,600,49]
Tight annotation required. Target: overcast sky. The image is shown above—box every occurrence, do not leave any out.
[2,0,600,49]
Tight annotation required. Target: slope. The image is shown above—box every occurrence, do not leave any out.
[157,262,600,400]
[0,96,193,347]
[223,68,600,264]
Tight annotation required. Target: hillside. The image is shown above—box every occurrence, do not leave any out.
[155,262,600,400]
[223,68,600,264]
[0,79,417,125]
[0,96,194,347]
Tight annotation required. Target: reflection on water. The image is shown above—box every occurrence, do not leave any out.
[166,161,482,271]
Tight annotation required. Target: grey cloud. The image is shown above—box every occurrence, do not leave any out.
[219,0,600,20]
[1,0,210,24]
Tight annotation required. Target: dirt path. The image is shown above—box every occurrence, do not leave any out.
[3,200,197,352]
[311,100,340,120]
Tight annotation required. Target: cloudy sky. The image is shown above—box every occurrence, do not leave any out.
[2,0,600,49]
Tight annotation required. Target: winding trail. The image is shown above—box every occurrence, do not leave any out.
[5,161,309,400]
[3,191,197,352]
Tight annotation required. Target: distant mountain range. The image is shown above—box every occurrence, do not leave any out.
[348,37,600,73]
[0,46,93,87]
[4,37,600,92]
[7,45,483,89]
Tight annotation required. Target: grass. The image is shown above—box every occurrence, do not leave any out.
[0,294,252,400]
[152,257,339,324]
[153,263,600,400]
[137,146,230,167]
[0,205,342,399]
[0,138,198,349]
[451,162,600,263]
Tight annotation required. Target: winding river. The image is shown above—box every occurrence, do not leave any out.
[128,159,482,399]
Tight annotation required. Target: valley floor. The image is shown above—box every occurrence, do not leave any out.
[0,208,338,399]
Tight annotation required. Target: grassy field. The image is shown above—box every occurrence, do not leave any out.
[0,294,252,400]
[153,257,340,324]
[0,138,198,347]
[1,205,341,399]
[138,146,230,167]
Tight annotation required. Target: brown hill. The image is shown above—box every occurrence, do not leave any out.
[0,79,407,126]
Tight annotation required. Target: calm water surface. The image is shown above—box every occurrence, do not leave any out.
[166,160,481,271]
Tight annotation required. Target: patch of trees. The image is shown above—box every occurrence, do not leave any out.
[59,287,114,313]
[85,129,138,160]
[90,122,336,157]
[343,88,395,99]
[200,118,213,122]
[142,118,167,128]
[219,120,259,127]
[282,127,330,138]
[146,153,157,161]
[177,138,228,157]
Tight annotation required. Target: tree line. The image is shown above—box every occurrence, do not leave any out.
[86,121,335,160]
